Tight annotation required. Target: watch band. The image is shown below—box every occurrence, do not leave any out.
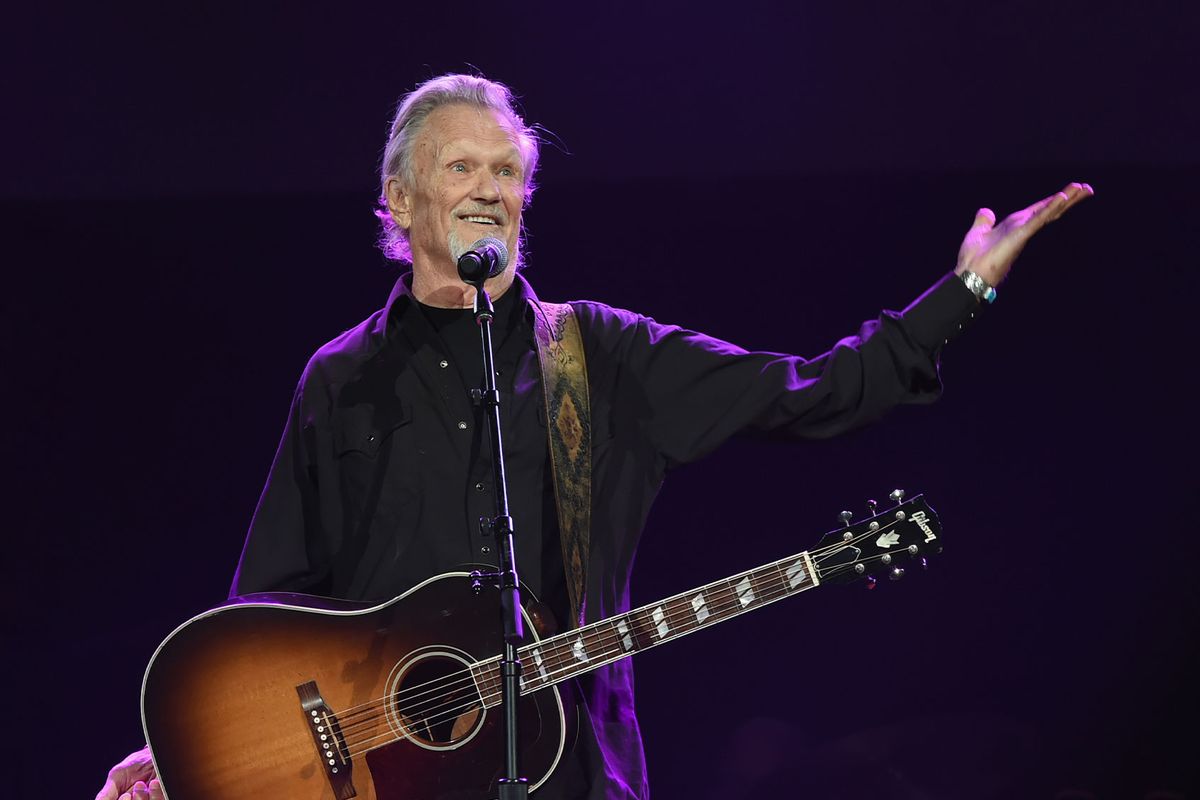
[960,270,997,304]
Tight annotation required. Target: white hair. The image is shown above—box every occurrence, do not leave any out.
[375,74,540,263]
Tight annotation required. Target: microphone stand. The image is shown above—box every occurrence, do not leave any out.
[465,276,528,800]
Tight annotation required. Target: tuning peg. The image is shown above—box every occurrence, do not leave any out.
[866,499,879,516]
[889,567,905,581]
[839,510,854,527]
[888,489,905,504]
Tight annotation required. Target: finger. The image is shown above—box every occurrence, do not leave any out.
[1028,192,1063,222]
[973,207,996,230]
[1055,181,1095,217]
[1006,192,1065,238]
[129,781,151,799]
[105,744,155,796]
[149,779,166,800]
[1034,181,1094,225]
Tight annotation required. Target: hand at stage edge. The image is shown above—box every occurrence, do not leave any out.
[955,181,1094,288]
[94,745,163,800]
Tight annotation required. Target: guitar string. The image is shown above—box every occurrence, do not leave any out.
[341,550,906,759]
[342,568,820,755]
[329,661,482,729]
[337,544,911,758]
[462,541,895,713]
[329,516,917,747]
[333,541,822,742]
[330,515,916,749]
[327,512,909,731]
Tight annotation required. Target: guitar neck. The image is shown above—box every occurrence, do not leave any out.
[470,550,820,706]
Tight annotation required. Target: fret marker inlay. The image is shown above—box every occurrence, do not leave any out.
[652,606,669,638]
[691,593,710,624]
[572,637,588,663]
[735,576,755,607]
[786,559,808,589]
[617,620,634,651]
[531,648,550,681]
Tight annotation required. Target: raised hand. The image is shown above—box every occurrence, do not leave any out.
[955,182,1094,288]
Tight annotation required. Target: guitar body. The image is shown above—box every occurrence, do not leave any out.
[142,572,569,800]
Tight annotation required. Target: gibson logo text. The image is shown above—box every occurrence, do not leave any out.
[910,510,937,543]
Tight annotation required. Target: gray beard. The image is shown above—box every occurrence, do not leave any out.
[448,229,470,264]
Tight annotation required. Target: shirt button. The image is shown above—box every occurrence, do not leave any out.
[457,421,468,430]
[480,545,491,554]
[439,359,449,369]
[475,482,486,492]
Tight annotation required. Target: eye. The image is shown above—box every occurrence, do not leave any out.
[451,162,467,173]
[498,166,515,177]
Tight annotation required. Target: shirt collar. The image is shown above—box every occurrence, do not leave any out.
[376,271,542,339]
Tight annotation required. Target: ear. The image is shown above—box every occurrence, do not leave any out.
[384,175,413,230]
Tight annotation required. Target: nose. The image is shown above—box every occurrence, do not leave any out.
[471,171,501,204]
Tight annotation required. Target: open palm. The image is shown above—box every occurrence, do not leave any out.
[956,182,1094,287]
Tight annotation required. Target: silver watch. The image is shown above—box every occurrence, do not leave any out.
[960,270,997,304]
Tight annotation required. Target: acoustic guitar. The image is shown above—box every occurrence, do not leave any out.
[141,492,942,799]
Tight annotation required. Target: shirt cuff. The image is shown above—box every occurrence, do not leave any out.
[900,271,982,352]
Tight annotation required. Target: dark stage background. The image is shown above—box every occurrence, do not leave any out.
[3,2,1197,798]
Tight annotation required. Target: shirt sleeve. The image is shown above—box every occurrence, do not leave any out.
[578,271,980,469]
[228,363,333,597]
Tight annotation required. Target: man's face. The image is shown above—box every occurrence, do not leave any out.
[388,104,526,278]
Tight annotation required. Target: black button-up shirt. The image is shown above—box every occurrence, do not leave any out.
[231,270,978,799]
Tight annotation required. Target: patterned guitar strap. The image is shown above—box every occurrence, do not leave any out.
[532,301,592,630]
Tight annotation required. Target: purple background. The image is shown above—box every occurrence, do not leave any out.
[3,1,1197,798]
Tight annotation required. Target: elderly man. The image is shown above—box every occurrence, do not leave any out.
[98,73,1091,800]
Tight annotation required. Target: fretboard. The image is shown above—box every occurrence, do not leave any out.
[470,550,819,707]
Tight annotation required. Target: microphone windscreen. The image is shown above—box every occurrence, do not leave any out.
[468,237,509,277]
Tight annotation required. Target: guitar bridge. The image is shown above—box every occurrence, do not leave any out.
[296,680,357,799]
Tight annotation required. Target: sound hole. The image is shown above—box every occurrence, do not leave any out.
[391,652,484,749]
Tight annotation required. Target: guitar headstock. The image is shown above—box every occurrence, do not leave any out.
[811,491,943,587]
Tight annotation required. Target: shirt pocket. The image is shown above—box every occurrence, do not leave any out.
[333,402,412,459]
[332,402,415,520]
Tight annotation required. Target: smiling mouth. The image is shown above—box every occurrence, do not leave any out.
[460,215,502,226]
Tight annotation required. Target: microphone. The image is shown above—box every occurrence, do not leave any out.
[456,237,509,284]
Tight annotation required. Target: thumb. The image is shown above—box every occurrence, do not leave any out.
[972,207,996,231]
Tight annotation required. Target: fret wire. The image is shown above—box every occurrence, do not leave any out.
[472,563,821,708]
[345,547,838,755]
[359,543,840,728]
[480,578,823,708]
[476,547,826,705]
